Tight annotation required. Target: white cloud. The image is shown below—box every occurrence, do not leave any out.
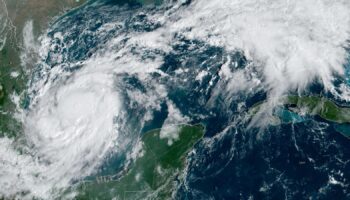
[1,0,350,198]
[172,0,350,100]
[160,100,189,145]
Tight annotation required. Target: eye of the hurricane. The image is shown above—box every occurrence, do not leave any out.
[0,0,349,199]
[57,88,99,125]
[22,69,122,196]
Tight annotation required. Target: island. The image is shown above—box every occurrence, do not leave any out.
[285,96,350,124]
[75,124,205,200]
[249,95,350,138]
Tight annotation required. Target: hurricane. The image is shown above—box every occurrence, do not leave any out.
[0,0,350,199]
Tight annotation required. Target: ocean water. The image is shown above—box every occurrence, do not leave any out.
[0,0,350,199]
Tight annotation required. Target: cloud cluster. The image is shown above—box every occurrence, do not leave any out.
[172,0,350,99]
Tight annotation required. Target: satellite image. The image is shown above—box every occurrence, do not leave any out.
[0,0,350,199]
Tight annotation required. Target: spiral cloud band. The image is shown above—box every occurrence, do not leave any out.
[0,0,349,199]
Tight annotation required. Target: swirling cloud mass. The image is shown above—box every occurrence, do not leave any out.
[0,0,349,199]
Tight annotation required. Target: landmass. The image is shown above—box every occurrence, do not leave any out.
[0,0,86,137]
[249,95,350,138]
[75,124,204,200]
[285,95,350,124]
[0,0,163,139]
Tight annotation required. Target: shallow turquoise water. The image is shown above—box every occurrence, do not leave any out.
[274,107,306,124]
[334,124,350,138]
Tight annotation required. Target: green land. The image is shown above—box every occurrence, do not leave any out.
[249,95,350,138]
[75,124,204,200]
[285,96,350,124]
[0,0,163,138]
[250,95,350,124]
[0,0,87,137]
[285,96,350,138]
